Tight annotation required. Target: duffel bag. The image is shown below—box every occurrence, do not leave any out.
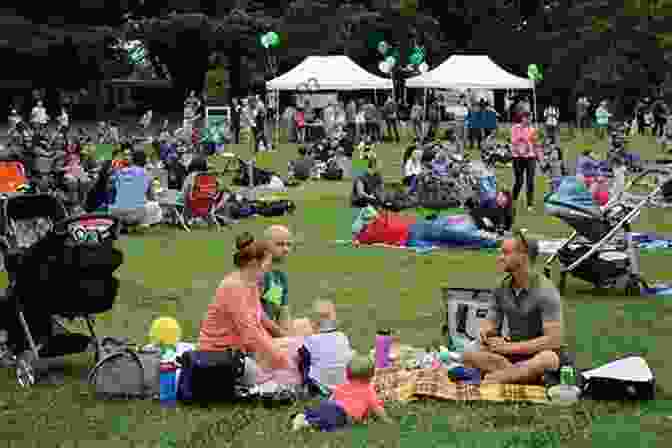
[253,200,296,217]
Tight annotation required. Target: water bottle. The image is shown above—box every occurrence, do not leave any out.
[159,361,178,406]
[374,330,392,369]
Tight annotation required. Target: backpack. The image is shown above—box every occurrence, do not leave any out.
[416,172,465,209]
[322,158,343,180]
[440,288,509,352]
[87,338,162,399]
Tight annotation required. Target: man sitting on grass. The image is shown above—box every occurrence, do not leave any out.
[261,225,295,333]
[458,231,571,385]
[351,158,383,208]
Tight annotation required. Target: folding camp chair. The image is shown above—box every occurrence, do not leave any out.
[0,160,28,193]
[183,171,230,231]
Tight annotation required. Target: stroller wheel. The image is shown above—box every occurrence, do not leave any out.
[625,278,643,297]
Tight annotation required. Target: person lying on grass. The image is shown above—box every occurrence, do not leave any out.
[456,231,572,385]
[291,354,393,432]
[199,232,291,386]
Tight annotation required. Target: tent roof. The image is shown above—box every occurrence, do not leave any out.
[266,55,393,91]
[406,55,533,90]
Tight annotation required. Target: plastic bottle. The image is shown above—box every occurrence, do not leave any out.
[374,330,392,369]
[159,361,178,406]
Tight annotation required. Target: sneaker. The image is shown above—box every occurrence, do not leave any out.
[527,206,535,212]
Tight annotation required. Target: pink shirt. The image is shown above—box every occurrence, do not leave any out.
[198,283,289,369]
[511,124,543,160]
[255,336,305,385]
[331,379,384,421]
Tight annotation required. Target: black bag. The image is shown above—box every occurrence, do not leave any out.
[580,356,655,401]
[322,160,343,180]
[253,200,296,217]
[177,349,246,404]
[227,197,256,219]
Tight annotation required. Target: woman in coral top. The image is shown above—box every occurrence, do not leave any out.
[510,112,544,212]
[199,232,290,385]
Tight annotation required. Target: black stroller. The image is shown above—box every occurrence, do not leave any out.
[0,193,124,386]
[543,168,672,295]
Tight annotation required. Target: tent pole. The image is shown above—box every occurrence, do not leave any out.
[532,83,538,128]
[424,88,428,140]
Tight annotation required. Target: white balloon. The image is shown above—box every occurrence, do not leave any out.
[419,62,429,73]
[379,61,389,73]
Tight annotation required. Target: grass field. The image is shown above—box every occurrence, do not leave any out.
[2,127,672,447]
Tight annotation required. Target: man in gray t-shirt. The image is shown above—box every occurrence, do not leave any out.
[461,234,569,385]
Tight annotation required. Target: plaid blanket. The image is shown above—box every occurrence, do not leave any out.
[374,366,419,402]
[374,367,549,404]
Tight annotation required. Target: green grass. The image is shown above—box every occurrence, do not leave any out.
[2,129,672,447]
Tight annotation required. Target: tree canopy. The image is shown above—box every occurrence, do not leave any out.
[2,0,672,115]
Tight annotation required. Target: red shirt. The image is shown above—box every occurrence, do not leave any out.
[331,379,383,421]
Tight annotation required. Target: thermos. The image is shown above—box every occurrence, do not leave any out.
[375,330,392,369]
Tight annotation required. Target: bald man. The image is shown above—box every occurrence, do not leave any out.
[457,234,571,385]
[261,225,293,330]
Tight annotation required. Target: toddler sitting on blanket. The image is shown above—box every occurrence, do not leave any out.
[291,354,393,432]
[299,300,353,390]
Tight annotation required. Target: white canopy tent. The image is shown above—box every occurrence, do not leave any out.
[266,55,393,91]
[405,55,537,124]
[265,55,393,146]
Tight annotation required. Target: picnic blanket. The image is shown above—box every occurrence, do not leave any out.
[373,366,549,404]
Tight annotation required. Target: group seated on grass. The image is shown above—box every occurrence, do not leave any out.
[350,158,513,248]
[197,227,570,431]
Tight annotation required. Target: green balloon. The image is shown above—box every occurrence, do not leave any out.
[385,55,396,67]
[260,34,270,48]
[267,31,279,47]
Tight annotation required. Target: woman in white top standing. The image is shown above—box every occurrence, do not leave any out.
[31,100,49,134]
[543,104,560,144]
[403,149,423,193]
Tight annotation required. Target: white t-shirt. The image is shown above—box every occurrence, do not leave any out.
[544,107,559,127]
[404,158,422,177]
[32,106,48,124]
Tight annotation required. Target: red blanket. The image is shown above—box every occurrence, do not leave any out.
[356,212,415,246]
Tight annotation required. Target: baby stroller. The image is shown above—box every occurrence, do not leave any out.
[0,194,124,386]
[543,168,672,295]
